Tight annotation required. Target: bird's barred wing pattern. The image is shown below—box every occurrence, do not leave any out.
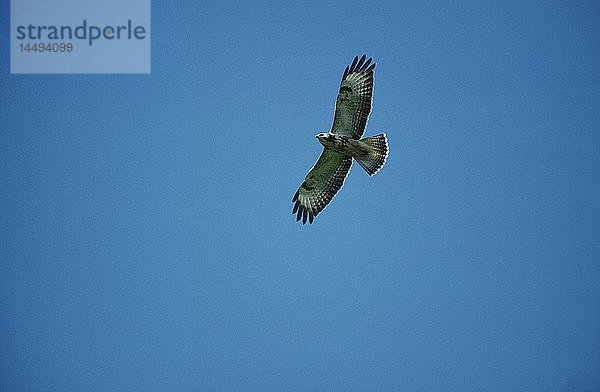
[331,54,376,139]
[292,149,353,224]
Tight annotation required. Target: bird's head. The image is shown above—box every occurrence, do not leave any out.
[315,132,331,147]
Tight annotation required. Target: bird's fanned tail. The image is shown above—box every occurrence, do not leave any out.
[355,133,389,176]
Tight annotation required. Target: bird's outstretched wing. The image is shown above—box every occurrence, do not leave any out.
[292,149,353,224]
[331,54,376,139]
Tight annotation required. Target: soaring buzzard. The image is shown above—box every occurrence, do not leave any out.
[292,54,389,224]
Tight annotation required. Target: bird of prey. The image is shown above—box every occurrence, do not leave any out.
[292,54,389,224]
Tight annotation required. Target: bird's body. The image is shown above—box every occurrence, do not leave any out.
[292,55,389,224]
[316,133,367,157]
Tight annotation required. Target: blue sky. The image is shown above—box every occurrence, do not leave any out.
[1,1,599,391]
